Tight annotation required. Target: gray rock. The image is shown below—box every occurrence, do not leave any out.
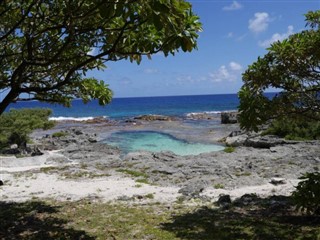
[134,114,177,121]
[187,113,219,120]
[73,129,83,135]
[31,147,43,156]
[233,193,260,207]
[178,182,206,197]
[270,177,286,185]
[216,194,231,208]
[88,137,97,143]
[228,131,243,137]
[225,134,248,147]
[221,112,238,124]
[245,135,286,148]
[10,144,18,149]
[117,195,132,201]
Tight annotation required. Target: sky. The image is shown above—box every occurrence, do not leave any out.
[90,0,320,98]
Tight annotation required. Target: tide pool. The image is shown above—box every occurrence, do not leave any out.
[104,131,224,156]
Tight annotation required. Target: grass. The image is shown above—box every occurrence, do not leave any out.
[135,178,150,184]
[144,193,155,199]
[224,146,235,153]
[116,168,149,179]
[214,183,225,189]
[52,131,68,138]
[39,166,110,179]
[1,197,319,240]
[116,168,151,184]
[39,166,70,174]
[61,171,110,179]
[94,163,108,171]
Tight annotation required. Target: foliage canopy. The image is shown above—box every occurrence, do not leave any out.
[0,0,202,114]
[238,11,320,132]
[292,172,320,215]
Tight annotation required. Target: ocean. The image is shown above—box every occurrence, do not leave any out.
[7,93,242,120]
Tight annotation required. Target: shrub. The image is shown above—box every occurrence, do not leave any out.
[263,117,320,140]
[292,172,320,215]
[224,146,235,153]
[214,183,224,189]
[0,108,54,149]
[52,131,68,138]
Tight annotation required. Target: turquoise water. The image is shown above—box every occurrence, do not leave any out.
[105,131,224,156]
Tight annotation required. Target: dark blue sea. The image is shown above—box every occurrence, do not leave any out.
[7,93,276,120]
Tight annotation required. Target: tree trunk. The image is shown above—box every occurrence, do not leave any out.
[0,89,19,115]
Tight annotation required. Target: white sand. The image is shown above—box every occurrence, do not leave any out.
[0,151,299,204]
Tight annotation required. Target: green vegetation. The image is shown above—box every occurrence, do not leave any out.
[224,146,235,153]
[292,172,320,215]
[0,0,202,115]
[145,193,155,199]
[39,166,69,174]
[1,198,319,239]
[116,169,149,179]
[238,10,320,132]
[0,108,54,150]
[214,183,224,189]
[61,171,110,179]
[117,168,150,184]
[262,117,320,140]
[135,178,150,185]
[52,131,68,138]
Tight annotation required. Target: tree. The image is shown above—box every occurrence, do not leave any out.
[0,108,54,150]
[0,0,202,115]
[238,10,320,132]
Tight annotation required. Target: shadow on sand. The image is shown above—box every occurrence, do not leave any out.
[0,201,94,240]
[161,195,320,240]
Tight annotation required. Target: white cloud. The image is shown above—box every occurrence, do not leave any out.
[209,61,243,83]
[248,12,271,33]
[223,1,243,11]
[258,25,294,48]
[209,66,232,82]
[87,47,98,56]
[229,61,242,71]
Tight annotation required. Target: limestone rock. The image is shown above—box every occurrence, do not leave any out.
[134,114,177,121]
[187,112,219,120]
[225,134,248,147]
[178,182,206,197]
[245,136,287,148]
[221,112,238,124]
[216,194,231,208]
[233,193,260,207]
[270,177,286,185]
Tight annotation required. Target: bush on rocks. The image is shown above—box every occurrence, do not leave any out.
[263,117,320,140]
[292,172,320,215]
[0,108,54,151]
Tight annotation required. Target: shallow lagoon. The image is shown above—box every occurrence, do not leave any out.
[105,131,225,156]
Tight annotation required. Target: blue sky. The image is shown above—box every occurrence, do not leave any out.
[90,0,320,98]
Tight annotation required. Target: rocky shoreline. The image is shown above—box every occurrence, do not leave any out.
[1,116,319,203]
